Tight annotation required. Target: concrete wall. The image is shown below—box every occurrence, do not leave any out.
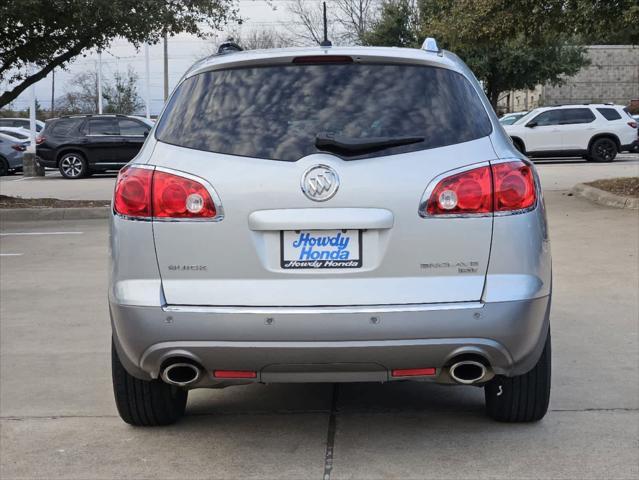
[541,45,639,106]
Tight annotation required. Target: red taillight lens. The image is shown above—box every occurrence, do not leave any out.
[113,167,153,217]
[424,161,536,216]
[36,135,45,144]
[492,161,536,212]
[152,170,216,218]
[113,167,217,219]
[391,368,436,377]
[426,165,492,215]
[213,370,257,379]
[11,144,26,152]
[628,121,638,129]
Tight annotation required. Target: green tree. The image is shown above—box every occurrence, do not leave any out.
[103,68,144,115]
[418,0,592,108]
[364,0,598,108]
[361,0,420,48]
[0,0,238,108]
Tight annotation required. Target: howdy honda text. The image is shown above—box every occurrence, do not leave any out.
[281,230,362,269]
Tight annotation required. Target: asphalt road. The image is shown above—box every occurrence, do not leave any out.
[1,165,638,479]
[1,154,638,201]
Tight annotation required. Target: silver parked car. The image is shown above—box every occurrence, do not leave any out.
[110,39,552,426]
[0,132,28,175]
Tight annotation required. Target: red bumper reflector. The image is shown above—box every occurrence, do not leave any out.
[392,368,436,377]
[213,370,257,379]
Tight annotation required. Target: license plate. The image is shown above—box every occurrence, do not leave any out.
[281,230,362,269]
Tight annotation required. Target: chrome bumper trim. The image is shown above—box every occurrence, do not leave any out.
[162,301,484,315]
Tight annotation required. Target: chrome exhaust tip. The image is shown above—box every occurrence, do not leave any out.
[161,362,201,387]
[449,360,487,385]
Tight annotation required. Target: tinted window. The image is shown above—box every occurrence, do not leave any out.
[0,119,10,127]
[531,110,562,126]
[88,118,118,135]
[596,108,622,121]
[50,118,84,136]
[560,108,595,124]
[118,118,148,136]
[156,64,492,161]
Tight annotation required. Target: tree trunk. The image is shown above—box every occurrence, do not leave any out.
[488,87,500,113]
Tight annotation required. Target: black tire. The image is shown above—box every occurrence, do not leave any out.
[111,340,188,426]
[589,137,617,162]
[58,152,88,179]
[0,157,8,176]
[484,330,551,422]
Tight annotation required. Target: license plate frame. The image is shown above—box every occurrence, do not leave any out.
[280,229,363,269]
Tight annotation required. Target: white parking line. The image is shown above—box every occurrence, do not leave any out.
[0,253,23,257]
[0,231,84,237]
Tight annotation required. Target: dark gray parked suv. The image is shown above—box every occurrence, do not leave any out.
[37,114,152,178]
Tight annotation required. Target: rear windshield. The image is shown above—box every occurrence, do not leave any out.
[156,63,492,161]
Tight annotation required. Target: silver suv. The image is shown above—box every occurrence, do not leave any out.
[110,39,552,426]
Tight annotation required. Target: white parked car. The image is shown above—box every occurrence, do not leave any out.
[503,104,638,161]
[0,117,45,132]
[499,111,527,125]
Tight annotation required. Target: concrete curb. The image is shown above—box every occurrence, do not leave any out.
[0,206,110,222]
[572,183,639,210]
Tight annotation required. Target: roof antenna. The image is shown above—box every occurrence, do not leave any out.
[319,1,332,47]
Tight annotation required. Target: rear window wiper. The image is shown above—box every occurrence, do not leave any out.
[315,132,424,155]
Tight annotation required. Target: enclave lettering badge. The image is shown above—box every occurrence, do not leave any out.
[421,261,479,274]
[168,265,207,271]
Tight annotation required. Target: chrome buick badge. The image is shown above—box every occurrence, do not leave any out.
[301,165,339,202]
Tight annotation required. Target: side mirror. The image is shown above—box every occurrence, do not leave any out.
[526,122,537,128]
[143,130,149,137]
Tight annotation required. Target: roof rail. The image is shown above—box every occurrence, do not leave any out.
[422,37,440,53]
[218,40,243,55]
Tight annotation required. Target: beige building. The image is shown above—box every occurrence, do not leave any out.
[498,45,639,114]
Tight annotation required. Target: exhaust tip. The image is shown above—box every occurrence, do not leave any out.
[161,362,201,387]
[449,360,487,385]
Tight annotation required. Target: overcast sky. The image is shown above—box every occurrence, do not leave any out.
[6,1,302,115]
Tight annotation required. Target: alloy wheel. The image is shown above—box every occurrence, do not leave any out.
[60,155,84,178]
[595,140,615,161]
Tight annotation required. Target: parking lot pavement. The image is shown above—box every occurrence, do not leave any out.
[1,154,638,202]
[1,185,638,478]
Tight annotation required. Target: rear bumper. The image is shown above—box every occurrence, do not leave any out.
[111,295,551,386]
[621,140,638,153]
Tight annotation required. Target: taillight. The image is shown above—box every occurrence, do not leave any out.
[11,144,26,152]
[36,135,46,144]
[113,167,153,217]
[492,161,536,212]
[152,170,216,218]
[113,166,218,219]
[628,121,638,129]
[425,165,492,215]
[422,161,536,216]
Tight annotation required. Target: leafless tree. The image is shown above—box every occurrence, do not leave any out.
[233,28,289,50]
[333,0,377,44]
[286,0,378,46]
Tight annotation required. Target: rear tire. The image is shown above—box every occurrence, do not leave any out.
[589,138,617,162]
[111,340,188,426]
[59,152,88,179]
[484,330,551,422]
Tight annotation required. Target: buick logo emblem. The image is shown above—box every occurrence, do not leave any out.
[301,165,339,201]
